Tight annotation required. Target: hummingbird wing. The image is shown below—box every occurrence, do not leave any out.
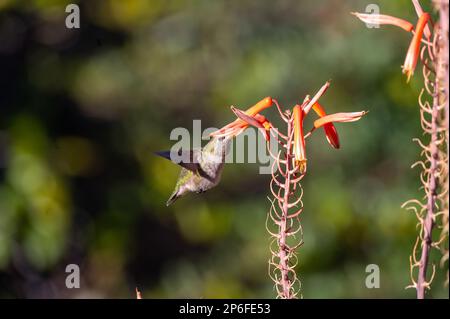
[154,150,215,183]
[154,150,199,172]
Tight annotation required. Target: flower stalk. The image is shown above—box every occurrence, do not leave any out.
[353,1,449,298]
[267,111,304,298]
[211,83,366,298]
[407,4,448,299]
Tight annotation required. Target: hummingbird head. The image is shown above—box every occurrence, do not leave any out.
[204,136,231,164]
[214,136,231,155]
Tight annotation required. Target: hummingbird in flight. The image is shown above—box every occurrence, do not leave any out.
[155,136,232,206]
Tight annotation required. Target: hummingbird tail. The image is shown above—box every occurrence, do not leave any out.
[166,190,180,206]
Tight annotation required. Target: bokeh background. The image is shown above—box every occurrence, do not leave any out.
[0,0,448,298]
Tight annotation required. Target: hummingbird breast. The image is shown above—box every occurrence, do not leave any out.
[189,162,224,193]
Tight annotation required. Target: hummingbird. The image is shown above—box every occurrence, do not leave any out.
[155,136,232,206]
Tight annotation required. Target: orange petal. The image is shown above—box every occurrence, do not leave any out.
[402,13,430,82]
[244,97,273,116]
[313,111,367,129]
[293,104,307,174]
[254,114,273,130]
[210,97,273,137]
[351,12,414,32]
[312,102,340,149]
[210,120,244,136]
[303,81,331,114]
[252,113,268,123]
[231,107,271,141]
[312,102,327,117]
[411,0,431,39]
[324,124,340,149]
[211,121,248,138]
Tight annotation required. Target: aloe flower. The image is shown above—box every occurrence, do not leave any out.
[229,107,272,141]
[352,7,432,82]
[303,81,330,114]
[293,104,307,173]
[312,102,340,149]
[403,13,430,82]
[293,106,366,173]
[411,0,431,39]
[312,111,367,128]
[293,83,367,173]
[210,97,273,138]
[351,12,414,32]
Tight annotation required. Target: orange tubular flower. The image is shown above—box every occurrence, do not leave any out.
[403,12,430,82]
[303,81,330,115]
[210,97,273,138]
[312,111,367,129]
[230,107,272,141]
[242,97,273,116]
[352,7,432,83]
[351,12,414,32]
[312,102,340,149]
[293,104,307,174]
[411,0,431,39]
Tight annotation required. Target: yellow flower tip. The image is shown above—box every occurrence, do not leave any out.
[296,159,307,175]
[406,72,413,83]
[402,63,414,83]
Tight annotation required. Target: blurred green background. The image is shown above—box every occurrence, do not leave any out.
[0,0,448,298]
